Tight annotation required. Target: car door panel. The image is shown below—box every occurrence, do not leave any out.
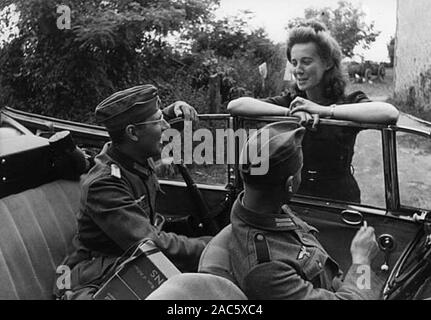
[157,181,231,236]
[290,202,421,275]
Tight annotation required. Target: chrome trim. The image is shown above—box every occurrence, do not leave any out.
[378,234,396,252]
[341,210,364,226]
[389,125,431,138]
[382,128,399,211]
[233,116,244,191]
[238,115,388,130]
[227,116,235,185]
[1,112,33,135]
[198,114,231,121]
[3,107,231,141]
[3,106,108,136]
[158,179,228,191]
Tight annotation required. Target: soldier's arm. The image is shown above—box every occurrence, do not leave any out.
[85,176,209,271]
[243,261,383,300]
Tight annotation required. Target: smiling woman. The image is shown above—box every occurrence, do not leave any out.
[227,21,399,203]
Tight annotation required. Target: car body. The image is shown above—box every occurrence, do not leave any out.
[1,106,431,300]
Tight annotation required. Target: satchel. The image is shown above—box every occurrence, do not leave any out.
[93,239,181,300]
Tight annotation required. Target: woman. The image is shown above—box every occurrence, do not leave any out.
[227,21,399,203]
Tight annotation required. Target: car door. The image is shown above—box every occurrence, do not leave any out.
[237,116,426,276]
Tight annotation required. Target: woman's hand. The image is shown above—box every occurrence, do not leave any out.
[291,111,320,130]
[290,97,331,117]
[290,97,331,118]
[289,97,324,130]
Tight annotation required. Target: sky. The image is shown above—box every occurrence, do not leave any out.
[1,1,397,62]
[215,0,397,62]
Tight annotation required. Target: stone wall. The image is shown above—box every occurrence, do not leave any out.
[395,0,431,112]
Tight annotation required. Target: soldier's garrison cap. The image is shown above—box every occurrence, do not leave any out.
[95,84,160,131]
[240,121,305,185]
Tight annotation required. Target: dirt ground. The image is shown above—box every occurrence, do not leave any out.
[348,68,431,210]
[346,67,394,101]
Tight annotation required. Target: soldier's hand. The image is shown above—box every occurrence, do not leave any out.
[350,222,379,265]
[154,157,177,177]
[165,101,198,122]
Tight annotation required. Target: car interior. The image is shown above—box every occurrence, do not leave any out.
[1,107,431,300]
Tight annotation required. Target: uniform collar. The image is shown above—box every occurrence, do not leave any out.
[232,192,299,232]
[106,143,155,177]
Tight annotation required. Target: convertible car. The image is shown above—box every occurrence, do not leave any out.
[1,106,431,300]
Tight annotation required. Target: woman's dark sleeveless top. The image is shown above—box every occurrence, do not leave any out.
[262,91,371,202]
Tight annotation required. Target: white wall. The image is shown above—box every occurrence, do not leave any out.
[395,0,431,110]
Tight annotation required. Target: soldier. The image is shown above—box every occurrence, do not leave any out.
[229,121,384,299]
[55,85,210,299]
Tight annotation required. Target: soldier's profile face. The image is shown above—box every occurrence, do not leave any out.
[135,110,170,158]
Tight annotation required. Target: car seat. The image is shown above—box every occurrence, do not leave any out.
[146,273,246,300]
[198,224,237,284]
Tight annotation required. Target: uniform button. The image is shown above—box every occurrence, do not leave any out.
[256,234,264,241]
[317,261,323,268]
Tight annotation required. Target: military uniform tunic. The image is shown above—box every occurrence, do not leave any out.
[230,192,383,300]
[63,142,208,291]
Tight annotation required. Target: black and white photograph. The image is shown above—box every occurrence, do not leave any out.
[1,0,431,307]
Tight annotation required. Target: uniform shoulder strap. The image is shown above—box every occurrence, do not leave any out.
[253,233,270,264]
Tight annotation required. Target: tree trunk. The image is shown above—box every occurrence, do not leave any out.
[208,73,221,114]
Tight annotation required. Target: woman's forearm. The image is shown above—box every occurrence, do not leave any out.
[331,102,399,125]
[228,97,400,125]
[227,97,288,116]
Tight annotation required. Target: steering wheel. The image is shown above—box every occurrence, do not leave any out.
[175,162,220,236]
[167,117,221,236]
[383,225,431,300]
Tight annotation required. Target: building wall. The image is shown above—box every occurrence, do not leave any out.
[395,0,431,110]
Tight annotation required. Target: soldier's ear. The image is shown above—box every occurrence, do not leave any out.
[125,125,139,142]
[285,176,294,197]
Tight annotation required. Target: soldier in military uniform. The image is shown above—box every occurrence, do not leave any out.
[55,85,210,299]
[229,121,384,300]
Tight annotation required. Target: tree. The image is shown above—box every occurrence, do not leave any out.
[0,0,219,121]
[287,1,380,58]
[0,0,284,120]
[183,12,284,102]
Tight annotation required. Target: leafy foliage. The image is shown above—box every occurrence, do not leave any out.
[184,13,286,104]
[0,0,220,122]
[0,0,292,123]
[287,1,380,58]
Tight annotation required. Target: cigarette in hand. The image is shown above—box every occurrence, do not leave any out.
[363,220,368,228]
